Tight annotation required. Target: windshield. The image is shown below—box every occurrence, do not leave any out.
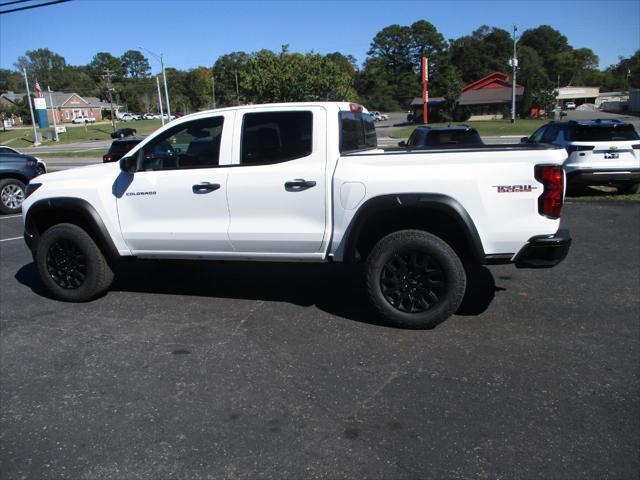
[567,125,639,142]
[339,111,377,153]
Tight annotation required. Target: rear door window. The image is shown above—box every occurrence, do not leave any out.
[241,111,312,165]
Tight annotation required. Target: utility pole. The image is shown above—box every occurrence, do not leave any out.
[22,67,40,146]
[156,75,165,126]
[102,68,117,131]
[212,75,216,109]
[510,25,518,123]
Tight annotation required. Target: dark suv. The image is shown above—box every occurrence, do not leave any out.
[103,137,143,163]
[399,125,484,148]
[0,151,39,214]
[522,119,640,193]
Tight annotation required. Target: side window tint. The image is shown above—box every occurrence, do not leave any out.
[140,116,224,171]
[241,111,312,165]
[530,126,546,143]
[542,125,559,143]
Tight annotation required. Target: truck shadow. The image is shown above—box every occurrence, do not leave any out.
[15,261,498,328]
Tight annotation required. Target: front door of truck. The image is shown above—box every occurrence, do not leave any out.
[226,107,327,254]
[116,113,234,254]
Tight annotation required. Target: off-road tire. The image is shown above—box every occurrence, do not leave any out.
[365,230,466,329]
[36,223,114,302]
[0,178,25,214]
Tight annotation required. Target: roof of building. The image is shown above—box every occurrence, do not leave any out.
[462,71,521,93]
[458,86,523,106]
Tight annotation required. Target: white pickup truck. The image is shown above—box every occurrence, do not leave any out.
[21,102,571,328]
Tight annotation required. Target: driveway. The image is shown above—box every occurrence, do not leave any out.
[1,201,638,479]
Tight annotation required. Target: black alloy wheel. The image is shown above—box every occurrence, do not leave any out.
[46,238,87,289]
[380,250,444,313]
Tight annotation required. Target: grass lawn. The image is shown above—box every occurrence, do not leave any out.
[0,120,163,149]
[389,119,547,139]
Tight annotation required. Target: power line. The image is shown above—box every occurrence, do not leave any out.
[0,0,36,7]
[0,0,71,14]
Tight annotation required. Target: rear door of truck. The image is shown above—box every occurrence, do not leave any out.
[225,106,328,254]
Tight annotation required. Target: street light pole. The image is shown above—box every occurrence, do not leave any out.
[156,75,165,126]
[22,67,40,146]
[511,25,518,123]
[141,47,171,120]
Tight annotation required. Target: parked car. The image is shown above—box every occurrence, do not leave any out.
[522,119,640,193]
[0,150,39,213]
[0,146,47,175]
[118,113,140,122]
[72,114,96,124]
[142,113,157,120]
[565,101,577,110]
[398,125,484,148]
[103,137,144,163]
[110,128,137,139]
[23,102,571,329]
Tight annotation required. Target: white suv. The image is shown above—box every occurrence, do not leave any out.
[524,119,640,194]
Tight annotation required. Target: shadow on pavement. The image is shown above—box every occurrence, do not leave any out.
[15,260,499,328]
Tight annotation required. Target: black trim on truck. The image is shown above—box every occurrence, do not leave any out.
[24,197,121,261]
[513,229,571,268]
[342,193,485,264]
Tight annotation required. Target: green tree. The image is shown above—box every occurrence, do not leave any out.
[0,68,23,92]
[212,51,251,106]
[89,52,124,82]
[430,65,463,120]
[519,25,571,74]
[449,25,512,83]
[121,50,151,78]
[186,67,214,110]
[14,48,66,88]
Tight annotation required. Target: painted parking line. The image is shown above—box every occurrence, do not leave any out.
[0,236,22,242]
[0,215,22,220]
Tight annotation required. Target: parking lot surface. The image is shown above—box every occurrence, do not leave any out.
[1,202,638,479]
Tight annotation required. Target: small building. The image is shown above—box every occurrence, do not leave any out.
[0,91,24,127]
[555,86,599,108]
[409,71,523,122]
[44,92,112,124]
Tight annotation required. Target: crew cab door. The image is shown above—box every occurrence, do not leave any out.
[226,107,327,254]
[116,113,234,254]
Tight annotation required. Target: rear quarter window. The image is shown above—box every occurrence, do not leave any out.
[339,112,377,153]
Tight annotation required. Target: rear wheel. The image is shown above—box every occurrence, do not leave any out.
[0,178,25,214]
[365,230,466,329]
[36,223,114,302]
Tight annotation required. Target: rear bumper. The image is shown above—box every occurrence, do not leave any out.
[513,229,572,269]
[567,168,640,185]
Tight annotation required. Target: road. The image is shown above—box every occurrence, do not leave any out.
[1,202,638,479]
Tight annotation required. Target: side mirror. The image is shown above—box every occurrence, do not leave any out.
[398,140,406,147]
[120,155,137,173]
[520,137,531,144]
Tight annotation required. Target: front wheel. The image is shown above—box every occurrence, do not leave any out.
[35,223,114,302]
[0,178,25,214]
[365,230,466,329]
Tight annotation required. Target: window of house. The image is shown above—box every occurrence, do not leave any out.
[240,111,313,165]
[139,116,224,171]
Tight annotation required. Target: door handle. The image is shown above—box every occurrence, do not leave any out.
[192,182,221,194]
[284,179,317,191]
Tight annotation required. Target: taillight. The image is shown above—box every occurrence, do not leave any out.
[103,154,112,162]
[25,183,42,199]
[566,145,594,155]
[632,144,640,150]
[349,103,363,113]
[535,165,564,219]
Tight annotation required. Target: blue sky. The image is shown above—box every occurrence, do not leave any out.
[1,0,638,73]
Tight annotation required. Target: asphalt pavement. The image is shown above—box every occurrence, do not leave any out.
[0,201,638,479]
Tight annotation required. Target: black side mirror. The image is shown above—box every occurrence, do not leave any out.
[520,137,531,144]
[398,140,406,147]
[120,155,137,173]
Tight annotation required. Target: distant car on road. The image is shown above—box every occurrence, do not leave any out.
[0,146,47,175]
[110,128,137,139]
[398,125,484,148]
[103,137,143,163]
[0,149,40,213]
[522,119,640,193]
[72,114,96,124]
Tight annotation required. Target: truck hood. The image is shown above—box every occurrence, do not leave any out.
[36,161,120,183]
